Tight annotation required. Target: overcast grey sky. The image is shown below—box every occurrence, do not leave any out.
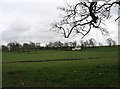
[0,0,119,45]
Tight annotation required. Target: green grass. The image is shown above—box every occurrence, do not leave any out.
[2,46,119,87]
[2,47,118,62]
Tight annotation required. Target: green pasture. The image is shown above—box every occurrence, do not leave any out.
[2,46,119,87]
[2,46,118,62]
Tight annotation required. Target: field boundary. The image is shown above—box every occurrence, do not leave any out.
[2,57,101,64]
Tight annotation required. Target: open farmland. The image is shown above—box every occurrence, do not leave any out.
[2,46,119,87]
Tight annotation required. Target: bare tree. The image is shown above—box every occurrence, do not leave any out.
[89,38,96,47]
[98,42,103,46]
[14,42,22,52]
[36,43,41,49]
[2,45,8,51]
[29,41,36,50]
[84,40,90,47]
[68,42,74,47]
[7,42,16,51]
[106,38,116,46]
[7,42,22,51]
[112,40,117,46]
[51,0,120,39]
[23,43,30,53]
[54,41,63,47]
[72,41,77,47]
[47,42,54,48]
[63,42,69,47]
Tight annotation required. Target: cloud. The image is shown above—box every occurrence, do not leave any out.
[2,18,31,42]
[2,17,61,44]
[0,0,119,45]
[0,1,61,44]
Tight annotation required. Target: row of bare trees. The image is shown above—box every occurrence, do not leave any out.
[2,41,77,52]
[1,38,116,52]
[46,41,77,48]
[2,42,39,52]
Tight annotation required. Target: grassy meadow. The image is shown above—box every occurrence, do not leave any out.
[2,46,119,87]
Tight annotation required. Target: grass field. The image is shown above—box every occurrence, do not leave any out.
[2,46,119,87]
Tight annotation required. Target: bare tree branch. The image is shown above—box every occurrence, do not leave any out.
[51,0,119,39]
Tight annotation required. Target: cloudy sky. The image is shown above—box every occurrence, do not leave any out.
[0,0,119,45]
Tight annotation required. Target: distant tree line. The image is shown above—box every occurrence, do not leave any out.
[1,38,117,52]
